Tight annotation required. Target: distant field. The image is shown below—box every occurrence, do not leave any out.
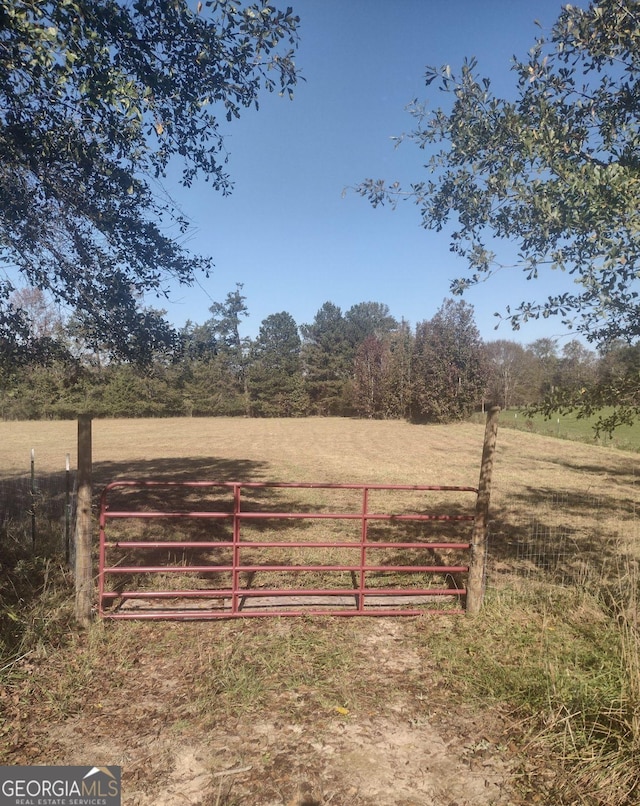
[2,414,638,567]
[495,407,640,451]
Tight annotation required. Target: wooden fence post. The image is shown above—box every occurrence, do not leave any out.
[30,448,36,549]
[466,406,500,615]
[75,415,93,626]
[65,453,71,566]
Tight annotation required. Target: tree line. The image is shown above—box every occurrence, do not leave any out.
[3,285,634,425]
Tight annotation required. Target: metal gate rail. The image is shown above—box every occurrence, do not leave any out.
[98,480,478,620]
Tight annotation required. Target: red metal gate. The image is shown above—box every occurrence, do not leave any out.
[98,480,479,620]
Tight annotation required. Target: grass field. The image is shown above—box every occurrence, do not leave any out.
[4,414,638,569]
[493,407,640,451]
[1,415,639,805]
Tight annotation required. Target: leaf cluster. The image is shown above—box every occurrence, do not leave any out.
[0,0,299,360]
[356,0,640,350]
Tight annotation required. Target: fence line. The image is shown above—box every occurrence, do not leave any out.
[0,451,77,560]
[497,490,637,588]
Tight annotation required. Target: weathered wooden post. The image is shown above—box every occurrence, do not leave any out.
[30,448,36,549]
[75,415,93,625]
[65,452,71,566]
[466,406,500,615]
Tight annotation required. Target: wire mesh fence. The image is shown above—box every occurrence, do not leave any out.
[0,455,77,562]
[511,517,577,583]
[494,489,638,588]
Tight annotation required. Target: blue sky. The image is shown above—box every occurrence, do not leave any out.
[157,0,584,347]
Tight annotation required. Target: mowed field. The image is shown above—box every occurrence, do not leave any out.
[2,416,639,806]
[4,414,638,562]
[3,416,489,485]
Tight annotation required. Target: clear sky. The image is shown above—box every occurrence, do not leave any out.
[155,0,585,347]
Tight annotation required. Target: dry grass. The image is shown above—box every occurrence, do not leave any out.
[3,415,638,556]
[4,416,639,609]
[4,416,639,602]
[1,416,487,482]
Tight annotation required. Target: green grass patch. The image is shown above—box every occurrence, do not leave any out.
[497,408,640,451]
[414,580,640,806]
[190,617,368,720]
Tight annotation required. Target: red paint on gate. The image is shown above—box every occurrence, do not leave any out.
[98,480,478,620]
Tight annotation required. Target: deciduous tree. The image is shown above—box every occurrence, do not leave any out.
[410,299,487,423]
[0,0,299,360]
[539,340,639,434]
[181,284,250,412]
[483,340,534,410]
[352,335,389,419]
[356,0,640,423]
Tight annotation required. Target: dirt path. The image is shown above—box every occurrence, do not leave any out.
[47,709,515,805]
[10,619,523,806]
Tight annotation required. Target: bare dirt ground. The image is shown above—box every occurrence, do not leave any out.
[8,618,523,806]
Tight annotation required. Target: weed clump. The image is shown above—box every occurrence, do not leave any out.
[0,523,74,668]
[420,574,640,806]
